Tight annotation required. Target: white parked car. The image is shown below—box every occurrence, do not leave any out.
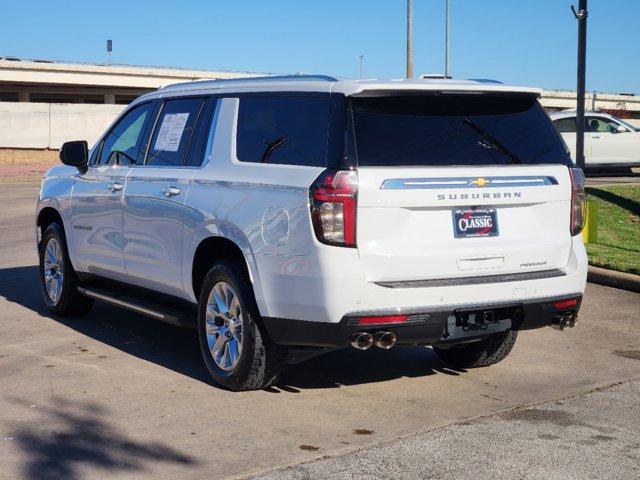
[36,76,588,390]
[550,110,640,168]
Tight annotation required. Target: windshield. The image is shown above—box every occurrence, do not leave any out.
[617,118,640,132]
[350,94,572,167]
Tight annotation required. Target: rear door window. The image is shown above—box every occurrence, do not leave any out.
[236,96,331,166]
[554,117,577,133]
[351,94,572,167]
[145,97,205,167]
[185,98,219,167]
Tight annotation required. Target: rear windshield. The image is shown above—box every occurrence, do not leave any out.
[350,94,571,167]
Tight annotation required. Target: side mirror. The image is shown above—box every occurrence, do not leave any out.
[615,125,627,133]
[59,141,88,174]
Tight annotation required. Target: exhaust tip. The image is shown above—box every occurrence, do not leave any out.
[551,315,573,331]
[350,332,374,350]
[374,331,397,349]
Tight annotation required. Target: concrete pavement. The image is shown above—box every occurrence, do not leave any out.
[0,183,639,480]
[251,380,640,480]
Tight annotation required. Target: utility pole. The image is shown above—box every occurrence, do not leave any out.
[407,0,413,78]
[359,55,364,79]
[445,0,451,77]
[572,1,588,169]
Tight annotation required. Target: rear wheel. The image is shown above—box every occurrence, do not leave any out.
[433,330,518,368]
[197,260,286,391]
[38,223,93,316]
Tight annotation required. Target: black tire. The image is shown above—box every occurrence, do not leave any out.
[38,223,94,316]
[197,259,287,391]
[433,330,518,368]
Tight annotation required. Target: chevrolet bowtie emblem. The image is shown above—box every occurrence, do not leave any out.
[470,177,490,187]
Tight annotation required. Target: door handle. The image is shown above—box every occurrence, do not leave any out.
[162,186,181,197]
[109,182,124,192]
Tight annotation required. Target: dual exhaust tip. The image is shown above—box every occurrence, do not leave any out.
[350,331,396,350]
[551,313,578,331]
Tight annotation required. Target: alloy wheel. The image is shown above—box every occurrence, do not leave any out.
[205,281,244,371]
[43,237,64,304]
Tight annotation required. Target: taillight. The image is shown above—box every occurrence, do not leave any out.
[569,167,586,236]
[310,169,358,247]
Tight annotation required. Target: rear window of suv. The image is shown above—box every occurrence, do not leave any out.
[350,94,571,167]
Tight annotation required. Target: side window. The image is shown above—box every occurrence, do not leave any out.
[98,102,154,166]
[185,98,220,167]
[554,117,576,133]
[145,97,204,167]
[236,96,331,166]
[587,117,619,134]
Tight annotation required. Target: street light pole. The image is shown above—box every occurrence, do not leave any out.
[445,0,451,78]
[573,0,588,170]
[407,0,413,78]
[359,55,364,79]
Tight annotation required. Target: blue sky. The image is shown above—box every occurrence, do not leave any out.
[4,0,639,93]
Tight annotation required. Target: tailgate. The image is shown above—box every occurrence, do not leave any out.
[357,165,572,283]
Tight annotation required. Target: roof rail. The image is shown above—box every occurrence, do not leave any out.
[160,74,339,91]
[210,74,338,83]
[467,78,504,84]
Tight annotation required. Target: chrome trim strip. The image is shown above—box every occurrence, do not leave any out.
[381,176,558,190]
[375,269,566,288]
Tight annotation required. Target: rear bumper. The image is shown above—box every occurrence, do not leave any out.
[252,236,588,326]
[264,293,583,348]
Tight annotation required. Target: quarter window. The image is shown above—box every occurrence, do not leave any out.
[145,97,205,167]
[97,102,154,166]
[236,96,331,166]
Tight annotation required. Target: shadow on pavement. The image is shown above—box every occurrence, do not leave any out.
[0,265,465,392]
[10,397,196,480]
[585,186,640,217]
[270,347,466,393]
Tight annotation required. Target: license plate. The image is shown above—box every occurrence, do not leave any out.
[453,209,498,238]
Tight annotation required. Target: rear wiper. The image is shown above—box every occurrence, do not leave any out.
[462,117,522,164]
[260,137,288,163]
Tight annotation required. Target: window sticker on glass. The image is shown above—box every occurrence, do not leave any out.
[154,113,190,152]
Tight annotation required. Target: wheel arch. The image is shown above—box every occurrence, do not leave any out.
[37,207,64,241]
[190,235,258,302]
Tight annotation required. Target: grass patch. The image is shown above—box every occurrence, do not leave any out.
[584,184,640,275]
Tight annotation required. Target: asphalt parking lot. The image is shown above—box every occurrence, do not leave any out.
[1,183,639,480]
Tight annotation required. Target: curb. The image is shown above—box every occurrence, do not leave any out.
[588,266,640,294]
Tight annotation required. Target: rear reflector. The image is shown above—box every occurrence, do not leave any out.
[554,299,578,310]
[358,314,408,325]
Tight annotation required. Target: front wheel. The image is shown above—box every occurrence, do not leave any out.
[197,260,286,391]
[38,223,93,316]
[433,330,518,368]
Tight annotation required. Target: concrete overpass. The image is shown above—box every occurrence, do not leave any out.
[0,58,257,104]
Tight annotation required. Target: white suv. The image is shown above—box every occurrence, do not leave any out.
[36,76,588,391]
